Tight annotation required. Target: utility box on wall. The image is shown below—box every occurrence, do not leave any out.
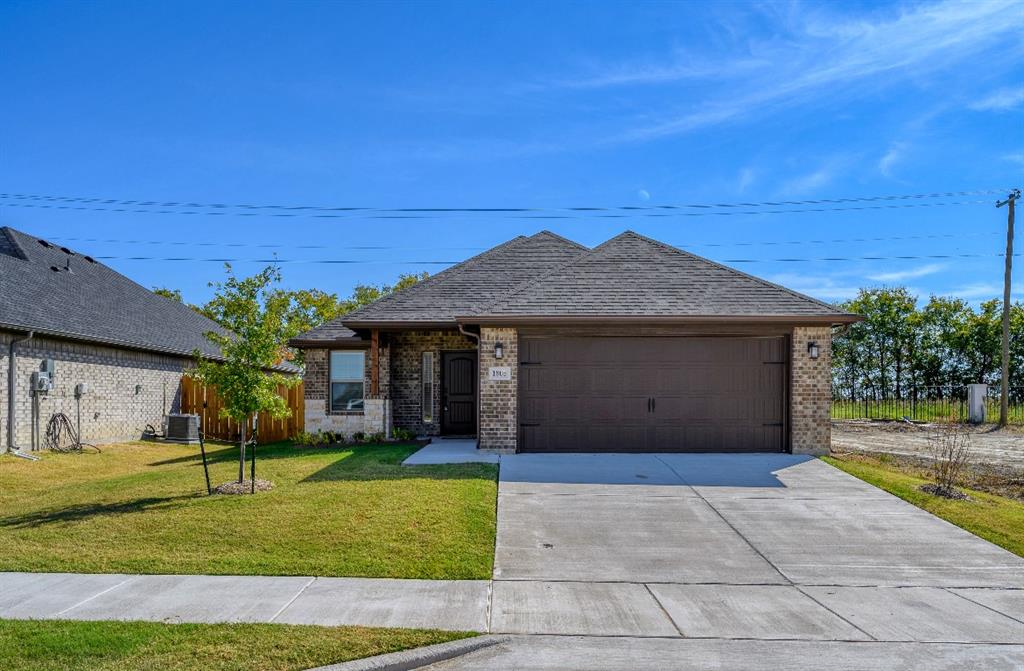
[967,383,987,424]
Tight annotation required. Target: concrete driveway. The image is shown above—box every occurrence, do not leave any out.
[444,452,1024,669]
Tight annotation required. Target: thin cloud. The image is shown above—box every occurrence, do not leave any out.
[768,272,862,302]
[969,86,1024,112]
[879,142,908,177]
[936,282,1024,301]
[540,57,767,90]
[618,0,1024,142]
[868,263,945,282]
[779,155,850,196]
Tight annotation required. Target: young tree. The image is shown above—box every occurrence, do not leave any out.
[189,265,300,485]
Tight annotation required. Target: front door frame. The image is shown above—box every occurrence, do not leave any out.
[441,350,478,436]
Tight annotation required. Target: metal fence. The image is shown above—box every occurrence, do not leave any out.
[831,384,1024,424]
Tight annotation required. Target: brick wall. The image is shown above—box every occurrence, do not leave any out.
[478,327,517,451]
[389,330,476,436]
[791,326,833,455]
[1,331,185,448]
[301,330,474,439]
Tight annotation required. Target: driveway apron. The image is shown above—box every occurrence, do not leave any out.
[488,452,1024,655]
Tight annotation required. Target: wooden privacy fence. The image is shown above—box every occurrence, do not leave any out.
[179,377,304,444]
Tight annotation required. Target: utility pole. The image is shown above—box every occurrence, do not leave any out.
[996,188,1020,427]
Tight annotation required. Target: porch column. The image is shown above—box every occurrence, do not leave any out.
[370,329,379,397]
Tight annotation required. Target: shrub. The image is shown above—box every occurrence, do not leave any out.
[367,432,386,444]
[924,422,972,498]
[351,431,366,444]
[392,427,416,442]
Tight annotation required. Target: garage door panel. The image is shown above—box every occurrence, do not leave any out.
[519,336,787,453]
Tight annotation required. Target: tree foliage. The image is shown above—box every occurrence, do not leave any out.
[188,265,300,425]
[159,271,428,365]
[834,287,1023,397]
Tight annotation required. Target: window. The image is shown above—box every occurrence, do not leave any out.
[330,351,365,412]
[422,352,434,423]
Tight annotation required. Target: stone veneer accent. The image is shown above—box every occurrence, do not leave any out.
[302,346,391,439]
[478,327,518,452]
[1,331,185,448]
[790,325,833,455]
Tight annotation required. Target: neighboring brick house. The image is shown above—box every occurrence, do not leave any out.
[291,231,860,455]
[0,226,277,449]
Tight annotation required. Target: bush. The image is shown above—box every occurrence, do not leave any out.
[925,422,972,498]
[392,427,416,442]
[366,432,386,444]
[351,431,366,444]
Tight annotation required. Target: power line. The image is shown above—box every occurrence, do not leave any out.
[34,234,485,251]
[88,252,1020,265]
[38,231,1000,253]
[0,198,995,220]
[0,188,1007,220]
[0,188,1004,212]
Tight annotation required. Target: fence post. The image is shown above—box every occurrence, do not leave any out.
[967,384,987,424]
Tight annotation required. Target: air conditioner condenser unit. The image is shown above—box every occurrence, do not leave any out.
[164,414,201,444]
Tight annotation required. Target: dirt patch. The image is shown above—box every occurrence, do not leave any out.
[830,447,1024,501]
[832,420,1024,472]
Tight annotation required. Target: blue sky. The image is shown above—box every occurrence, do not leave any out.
[1,0,1021,306]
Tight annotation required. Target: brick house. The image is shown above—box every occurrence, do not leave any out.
[291,231,859,455]
[1,226,247,449]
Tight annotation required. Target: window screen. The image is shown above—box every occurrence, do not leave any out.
[330,351,365,412]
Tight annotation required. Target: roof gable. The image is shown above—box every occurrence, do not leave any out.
[472,231,850,319]
[0,226,228,357]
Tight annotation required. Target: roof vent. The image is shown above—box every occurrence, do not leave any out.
[38,239,52,248]
[59,246,74,255]
[83,255,97,263]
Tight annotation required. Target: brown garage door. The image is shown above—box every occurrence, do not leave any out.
[518,336,787,453]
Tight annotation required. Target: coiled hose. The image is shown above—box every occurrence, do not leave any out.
[44,412,100,453]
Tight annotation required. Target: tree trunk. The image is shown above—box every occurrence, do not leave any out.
[238,420,247,484]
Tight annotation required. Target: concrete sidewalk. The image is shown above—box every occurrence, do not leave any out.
[0,573,488,631]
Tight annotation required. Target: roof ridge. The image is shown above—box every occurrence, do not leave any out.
[617,229,845,313]
[455,231,590,315]
[0,226,29,260]
[338,234,532,323]
[530,229,589,250]
[466,232,622,316]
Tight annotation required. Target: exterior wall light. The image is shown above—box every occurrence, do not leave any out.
[807,341,820,359]
[494,341,504,359]
[134,384,144,395]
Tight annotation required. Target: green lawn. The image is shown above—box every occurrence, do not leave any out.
[0,441,497,579]
[823,453,1024,558]
[0,619,469,671]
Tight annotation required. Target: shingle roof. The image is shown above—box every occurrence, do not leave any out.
[473,231,853,319]
[0,226,228,358]
[291,229,855,344]
[296,231,588,341]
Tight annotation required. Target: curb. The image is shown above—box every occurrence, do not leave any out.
[305,635,509,671]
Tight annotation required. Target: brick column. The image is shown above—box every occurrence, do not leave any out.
[478,327,517,452]
[791,326,832,455]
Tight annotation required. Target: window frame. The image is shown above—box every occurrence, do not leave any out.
[421,351,434,423]
[329,349,366,414]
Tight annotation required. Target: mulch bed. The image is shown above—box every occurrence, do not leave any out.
[213,479,274,495]
[918,483,971,501]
